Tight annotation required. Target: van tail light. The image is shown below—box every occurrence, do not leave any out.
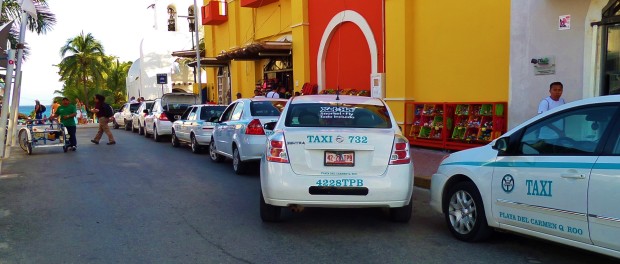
[389,135,411,165]
[266,135,289,163]
[246,119,265,135]
[159,112,169,121]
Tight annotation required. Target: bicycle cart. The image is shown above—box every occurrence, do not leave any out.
[17,119,70,155]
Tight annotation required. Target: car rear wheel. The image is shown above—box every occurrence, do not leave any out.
[444,181,492,242]
[209,140,224,163]
[171,130,180,147]
[190,134,201,154]
[232,147,247,175]
[260,191,281,222]
[389,198,413,223]
[124,120,131,131]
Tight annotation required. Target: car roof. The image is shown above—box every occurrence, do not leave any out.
[245,97,288,102]
[190,104,227,107]
[289,95,385,106]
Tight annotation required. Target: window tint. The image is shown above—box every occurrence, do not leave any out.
[231,102,244,121]
[188,107,198,121]
[285,103,392,128]
[519,105,617,155]
[200,106,226,121]
[250,101,286,116]
[180,107,193,120]
[129,103,141,112]
[220,103,236,122]
[146,102,154,111]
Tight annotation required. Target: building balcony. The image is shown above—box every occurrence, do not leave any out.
[239,0,279,8]
[201,1,227,25]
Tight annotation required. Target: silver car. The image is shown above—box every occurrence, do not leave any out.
[113,102,141,130]
[209,98,288,174]
[132,100,154,135]
[171,104,227,153]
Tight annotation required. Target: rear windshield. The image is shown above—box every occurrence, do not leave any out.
[250,101,286,116]
[163,104,192,112]
[285,103,392,128]
[129,103,140,112]
[200,106,226,121]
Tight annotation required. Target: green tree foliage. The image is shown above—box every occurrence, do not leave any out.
[1,0,56,57]
[56,33,132,111]
[57,32,106,110]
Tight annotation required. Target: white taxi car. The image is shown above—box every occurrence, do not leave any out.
[171,104,226,153]
[260,95,414,222]
[430,95,620,259]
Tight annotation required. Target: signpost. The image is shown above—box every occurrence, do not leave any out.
[156,73,167,96]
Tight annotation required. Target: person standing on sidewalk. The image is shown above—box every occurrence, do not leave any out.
[53,97,78,151]
[90,94,116,145]
[537,81,566,114]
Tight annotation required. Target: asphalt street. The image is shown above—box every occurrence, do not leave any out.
[0,127,617,263]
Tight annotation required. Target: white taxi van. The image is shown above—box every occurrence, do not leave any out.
[430,95,620,259]
[260,95,414,222]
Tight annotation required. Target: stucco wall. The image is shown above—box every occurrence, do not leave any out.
[509,0,593,128]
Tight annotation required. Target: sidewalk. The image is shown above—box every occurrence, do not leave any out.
[411,147,449,189]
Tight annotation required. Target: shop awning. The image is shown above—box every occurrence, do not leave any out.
[171,49,205,58]
[187,57,229,67]
[216,41,292,61]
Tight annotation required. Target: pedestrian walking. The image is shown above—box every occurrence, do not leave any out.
[53,97,78,151]
[90,94,116,145]
[537,81,566,114]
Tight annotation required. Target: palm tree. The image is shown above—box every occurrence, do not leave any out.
[104,57,132,107]
[58,32,106,110]
[1,0,56,54]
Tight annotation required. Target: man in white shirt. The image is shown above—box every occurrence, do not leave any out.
[129,96,138,103]
[266,85,280,98]
[537,82,565,114]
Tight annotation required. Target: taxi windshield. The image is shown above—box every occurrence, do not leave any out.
[285,103,392,128]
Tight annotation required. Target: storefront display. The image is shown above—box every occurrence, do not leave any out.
[405,102,507,150]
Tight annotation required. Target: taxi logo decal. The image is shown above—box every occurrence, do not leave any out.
[335,135,344,143]
[501,174,514,193]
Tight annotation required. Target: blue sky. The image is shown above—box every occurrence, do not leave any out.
[20,0,152,105]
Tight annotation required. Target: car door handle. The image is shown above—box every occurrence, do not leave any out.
[561,173,586,179]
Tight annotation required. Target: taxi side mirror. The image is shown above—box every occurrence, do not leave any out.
[492,137,509,153]
[264,121,277,131]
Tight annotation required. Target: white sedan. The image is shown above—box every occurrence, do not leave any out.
[171,104,226,153]
[430,95,620,259]
[260,95,414,222]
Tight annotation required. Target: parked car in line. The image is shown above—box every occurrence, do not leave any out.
[132,100,155,134]
[430,95,620,259]
[259,95,414,222]
[209,98,288,174]
[144,93,199,142]
[171,104,227,153]
[113,102,141,130]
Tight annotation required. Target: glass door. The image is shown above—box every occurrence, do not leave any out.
[604,25,620,95]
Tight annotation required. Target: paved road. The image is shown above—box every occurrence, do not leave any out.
[0,128,617,263]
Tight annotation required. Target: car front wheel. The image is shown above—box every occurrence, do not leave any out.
[232,147,247,175]
[124,120,131,131]
[209,140,224,163]
[444,181,492,242]
[190,134,201,154]
[113,120,119,129]
[171,130,180,147]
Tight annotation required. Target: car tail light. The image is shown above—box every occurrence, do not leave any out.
[246,119,265,135]
[266,135,289,163]
[159,112,169,121]
[389,135,411,165]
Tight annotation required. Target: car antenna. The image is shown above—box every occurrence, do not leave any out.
[336,85,340,101]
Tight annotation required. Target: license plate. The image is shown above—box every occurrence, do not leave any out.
[324,151,354,167]
[315,179,364,187]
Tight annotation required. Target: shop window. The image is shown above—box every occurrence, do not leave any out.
[601,0,620,95]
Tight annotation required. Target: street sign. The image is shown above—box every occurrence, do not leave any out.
[156,73,167,84]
